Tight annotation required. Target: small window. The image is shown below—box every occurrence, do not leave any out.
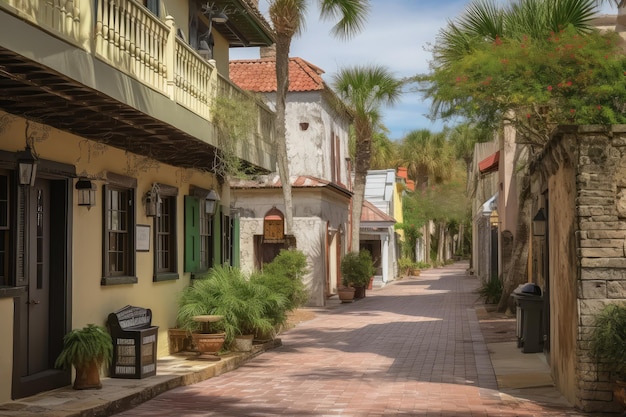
[184,195,214,274]
[154,184,178,281]
[102,174,137,285]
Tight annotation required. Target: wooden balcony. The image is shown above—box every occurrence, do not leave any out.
[0,0,275,174]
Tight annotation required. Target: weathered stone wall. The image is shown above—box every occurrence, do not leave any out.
[533,125,626,413]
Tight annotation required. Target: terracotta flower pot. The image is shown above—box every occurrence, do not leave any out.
[73,360,102,390]
[192,332,226,354]
[338,287,356,303]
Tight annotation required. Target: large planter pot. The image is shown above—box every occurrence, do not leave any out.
[192,332,226,354]
[354,285,366,299]
[233,334,254,352]
[168,328,191,354]
[73,360,102,390]
[338,287,356,303]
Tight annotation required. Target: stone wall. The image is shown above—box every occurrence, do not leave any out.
[532,125,626,413]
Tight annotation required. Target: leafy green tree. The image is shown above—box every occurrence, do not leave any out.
[333,65,403,252]
[269,0,370,234]
[418,0,626,310]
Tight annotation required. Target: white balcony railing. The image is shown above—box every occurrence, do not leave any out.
[0,0,274,154]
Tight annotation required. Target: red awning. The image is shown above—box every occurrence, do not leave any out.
[479,151,500,174]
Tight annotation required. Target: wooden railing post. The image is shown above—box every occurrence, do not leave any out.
[164,15,176,101]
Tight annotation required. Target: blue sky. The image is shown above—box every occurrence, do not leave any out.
[230,0,618,141]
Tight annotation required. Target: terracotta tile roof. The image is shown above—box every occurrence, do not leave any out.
[229,57,326,93]
[479,151,500,174]
[361,200,396,223]
[230,174,351,197]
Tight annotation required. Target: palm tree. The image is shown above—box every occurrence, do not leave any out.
[448,123,492,183]
[333,65,402,252]
[268,0,370,234]
[398,129,453,191]
[427,0,603,311]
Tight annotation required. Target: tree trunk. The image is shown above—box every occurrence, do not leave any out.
[497,171,532,312]
[437,221,446,263]
[350,118,373,252]
[274,33,294,234]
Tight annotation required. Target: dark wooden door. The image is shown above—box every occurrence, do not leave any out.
[27,179,51,373]
[14,178,69,399]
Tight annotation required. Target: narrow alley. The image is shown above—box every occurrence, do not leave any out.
[111,263,589,417]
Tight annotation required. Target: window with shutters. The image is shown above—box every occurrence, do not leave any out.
[184,195,214,275]
[102,174,137,286]
[154,183,178,281]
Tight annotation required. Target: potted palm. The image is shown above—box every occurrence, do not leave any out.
[177,266,286,352]
[54,324,113,390]
[340,250,375,301]
[590,303,626,411]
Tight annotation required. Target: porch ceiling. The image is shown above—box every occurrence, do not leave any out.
[0,47,254,174]
[212,0,275,47]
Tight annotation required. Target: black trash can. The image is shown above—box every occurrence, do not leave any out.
[513,283,544,353]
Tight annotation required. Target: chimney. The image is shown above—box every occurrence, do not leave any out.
[260,44,276,59]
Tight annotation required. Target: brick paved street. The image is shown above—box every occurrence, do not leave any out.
[113,263,590,417]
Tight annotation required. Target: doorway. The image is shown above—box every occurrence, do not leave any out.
[13,177,70,398]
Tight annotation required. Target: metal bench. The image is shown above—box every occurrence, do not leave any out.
[107,305,159,379]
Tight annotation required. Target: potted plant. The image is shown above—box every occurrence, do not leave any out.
[340,250,375,300]
[589,303,626,411]
[177,265,286,351]
[54,324,113,390]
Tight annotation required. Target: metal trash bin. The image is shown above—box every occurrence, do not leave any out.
[513,283,544,353]
[107,305,159,379]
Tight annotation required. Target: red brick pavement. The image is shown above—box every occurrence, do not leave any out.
[113,263,591,417]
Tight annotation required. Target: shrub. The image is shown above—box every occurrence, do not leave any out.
[590,303,626,378]
[251,249,309,329]
[476,278,503,305]
[341,250,375,288]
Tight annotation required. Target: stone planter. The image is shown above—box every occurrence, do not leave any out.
[233,334,254,352]
[338,287,356,303]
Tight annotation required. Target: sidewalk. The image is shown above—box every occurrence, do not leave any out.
[0,263,602,416]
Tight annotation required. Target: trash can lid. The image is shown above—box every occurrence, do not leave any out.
[513,283,542,296]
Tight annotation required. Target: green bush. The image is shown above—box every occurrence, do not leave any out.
[590,303,626,378]
[341,250,375,287]
[398,257,414,276]
[476,278,503,305]
[177,266,287,347]
[251,249,309,329]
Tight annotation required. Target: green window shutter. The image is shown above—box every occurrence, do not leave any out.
[184,196,200,272]
[213,204,221,266]
[231,215,240,268]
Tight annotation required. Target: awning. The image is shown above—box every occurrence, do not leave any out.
[479,151,500,174]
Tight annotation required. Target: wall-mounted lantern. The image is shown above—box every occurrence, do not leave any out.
[144,184,161,217]
[533,208,547,237]
[17,146,37,186]
[205,189,220,215]
[76,179,97,208]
